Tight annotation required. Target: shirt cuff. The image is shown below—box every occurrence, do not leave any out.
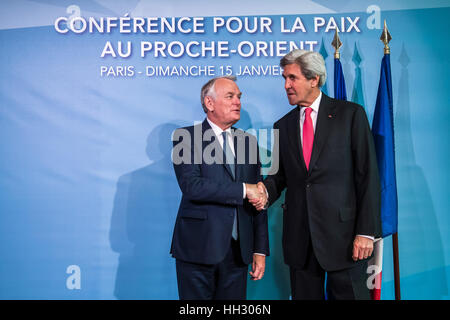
[242,183,246,199]
[253,253,266,256]
[357,234,375,240]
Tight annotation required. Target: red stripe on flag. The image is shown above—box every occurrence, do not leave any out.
[371,271,382,300]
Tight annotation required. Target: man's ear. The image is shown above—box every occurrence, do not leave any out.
[204,96,214,113]
[311,75,320,88]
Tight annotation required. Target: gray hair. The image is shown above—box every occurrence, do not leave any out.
[200,75,237,113]
[280,49,327,87]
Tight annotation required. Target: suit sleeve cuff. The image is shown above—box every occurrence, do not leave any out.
[357,234,375,240]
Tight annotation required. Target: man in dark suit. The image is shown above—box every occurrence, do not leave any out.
[251,50,381,300]
[171,76,269,300]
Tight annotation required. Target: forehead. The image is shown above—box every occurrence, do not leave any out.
[282,63,303,77]
[214,78,240,94]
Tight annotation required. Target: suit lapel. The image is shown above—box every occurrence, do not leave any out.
[202,119,235,180]
[308,94,336,174]
[287,107,308,173]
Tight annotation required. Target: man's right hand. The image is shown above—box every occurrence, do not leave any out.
[246,182,268,211]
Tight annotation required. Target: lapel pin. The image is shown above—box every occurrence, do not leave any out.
[328,114,333,118]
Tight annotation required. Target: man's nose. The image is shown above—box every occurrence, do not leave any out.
[284,79,291,90]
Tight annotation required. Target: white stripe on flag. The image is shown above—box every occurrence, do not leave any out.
[367,238,383,300]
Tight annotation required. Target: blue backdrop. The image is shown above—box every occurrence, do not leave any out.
[0,0,449,299]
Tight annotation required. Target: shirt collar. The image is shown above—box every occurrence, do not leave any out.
[301,91,322,114]
[206,117,232,137]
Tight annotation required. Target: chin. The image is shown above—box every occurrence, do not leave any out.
[227,115,239,124]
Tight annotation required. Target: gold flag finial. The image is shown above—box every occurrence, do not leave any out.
[380,20,392,54]
[332,28,342,59]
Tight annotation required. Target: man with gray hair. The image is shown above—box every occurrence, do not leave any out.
[171,76,269,300]
[252,49,381,299]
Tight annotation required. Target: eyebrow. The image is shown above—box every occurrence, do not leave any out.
[282,73,295,79]
[226,91,242,96]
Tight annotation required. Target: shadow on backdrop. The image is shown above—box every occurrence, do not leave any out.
[351,41,369,117]
[341,40,354,98]
[392,44,447,299]
[319,37,330,96]
[109,122,183,299]
[239,108,291,300]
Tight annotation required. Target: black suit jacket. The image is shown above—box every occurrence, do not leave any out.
[264,93,381,271]
[171,119,269,265]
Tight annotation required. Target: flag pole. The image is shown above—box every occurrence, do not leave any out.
[392,233,401,300]
[332,28,347,100]
[332,28,342,59]
[380,20,401,300]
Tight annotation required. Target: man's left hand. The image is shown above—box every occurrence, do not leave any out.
[352,236,374,261]
[249,254,265,280]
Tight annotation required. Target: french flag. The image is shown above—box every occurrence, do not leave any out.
[369,42,399,300]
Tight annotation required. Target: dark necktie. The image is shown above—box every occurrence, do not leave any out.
[222,131,238,240]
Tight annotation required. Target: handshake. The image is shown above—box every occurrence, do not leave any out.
[245,182,268,211]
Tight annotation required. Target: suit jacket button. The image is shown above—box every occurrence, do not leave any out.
[306,183,311,188]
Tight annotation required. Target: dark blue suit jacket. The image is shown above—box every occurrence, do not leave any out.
[171,119,269,265]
